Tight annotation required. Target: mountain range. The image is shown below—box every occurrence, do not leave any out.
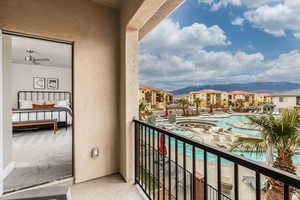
[170,82,300,94]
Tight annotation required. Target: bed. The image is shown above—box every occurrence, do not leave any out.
[12,91,72,133]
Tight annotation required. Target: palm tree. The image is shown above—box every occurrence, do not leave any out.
[194,98,202,115]
[178,98,189,116]
[231,109,300,200]
[139,102,147,120]
[235,99,245,110]
[139,102,152,120]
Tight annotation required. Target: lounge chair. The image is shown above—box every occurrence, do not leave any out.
[216,143,227,149]
[225,135,232,143]
[242,176,266,191]
[212,135,221,143]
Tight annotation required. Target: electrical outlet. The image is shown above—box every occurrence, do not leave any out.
[91,147,100,158]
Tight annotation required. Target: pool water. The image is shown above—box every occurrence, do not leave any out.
[211,115,261,136]
[170,138,300,164]
[143,125,300,163]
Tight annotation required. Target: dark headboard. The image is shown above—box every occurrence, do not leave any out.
[17,91,72,109]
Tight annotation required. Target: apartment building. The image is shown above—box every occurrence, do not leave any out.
[255,93,272,105]
[188,89,228,107]
[228,91,255,107]
[139,85,173,110]
[272,89,300,112]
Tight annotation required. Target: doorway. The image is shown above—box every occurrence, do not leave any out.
[0,30,74,193]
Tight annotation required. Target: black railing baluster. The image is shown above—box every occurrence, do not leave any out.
[217,155,221,200]
[192,146,196,200]
[163,133,166,200]
[140,126,145,186]
[256,172,261,200]
[175,139,178,200]
[145,126,147,191]
[168,136,171,200]
[149,127,151,195]
[145,127,148,194]
[157,131,160,200]
[183,142,186,200]
[284,184,289,200]
[204,151,207,200]
[153,129,156,200]
[139,124,143,184]
[133,120,300,200]
[134,122,138,183]
[234,163,239,200]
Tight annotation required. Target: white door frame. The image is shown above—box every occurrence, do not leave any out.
[0,29,4,196]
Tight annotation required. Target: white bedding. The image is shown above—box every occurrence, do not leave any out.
[12,109,72,125]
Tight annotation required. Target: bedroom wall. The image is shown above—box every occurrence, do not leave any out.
[0,33,13,194]
[3,35,12,172]
[0,0,120,183]
[11,64,72,109]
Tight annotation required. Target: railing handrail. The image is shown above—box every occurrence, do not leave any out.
[134,119,300,188]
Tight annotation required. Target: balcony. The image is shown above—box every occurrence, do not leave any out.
[3,175,148,200]
[134,120,300,200]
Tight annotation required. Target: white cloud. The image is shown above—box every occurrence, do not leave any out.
[141,19,230,55]
[140,49,300,90]
[140,19,300,90]
[294,32,300,39]
[231,17,245,26]
[244,1,300,38]
[198,0,281,10]
[139,50,266,90]
[198,0,300,39]
[211,0,241,11]
[263,50,300,82]
[198,0,214,4]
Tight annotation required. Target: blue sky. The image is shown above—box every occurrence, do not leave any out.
[139,0,300,91]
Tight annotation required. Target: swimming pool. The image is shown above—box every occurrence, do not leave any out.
[143,126,300,163]
[151,118,300,163]
[210,115,261,136]
[170,138,300,164]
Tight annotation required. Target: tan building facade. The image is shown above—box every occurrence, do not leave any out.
[181,89,272,108]
[188,89,228,107]
[139,85,173,110]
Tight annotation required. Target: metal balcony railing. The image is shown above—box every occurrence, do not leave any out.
[134,120,300,200]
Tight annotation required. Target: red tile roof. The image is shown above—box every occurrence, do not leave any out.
[229,91,254,95]
[199,89,223,94]
[139,85,173,95]
[257,93,271,96]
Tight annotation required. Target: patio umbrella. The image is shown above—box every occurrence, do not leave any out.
[210,104,213,113]
[159,133,167,156]
[165,106,169,117]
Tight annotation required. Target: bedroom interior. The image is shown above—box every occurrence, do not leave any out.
[2,33,73,193]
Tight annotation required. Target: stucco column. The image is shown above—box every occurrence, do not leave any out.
[120,0,185,182]
[120,28,139,182]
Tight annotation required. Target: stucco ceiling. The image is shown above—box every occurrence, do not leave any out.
[11,36,72,68]
[91,0,121,9]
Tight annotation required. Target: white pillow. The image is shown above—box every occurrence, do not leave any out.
[32,100,45,105]
[45,100,55,105]
[19,100,33,109]
[55,100,69,108]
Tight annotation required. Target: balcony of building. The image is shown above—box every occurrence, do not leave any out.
[1,0,300,200]
[133,120,300,200]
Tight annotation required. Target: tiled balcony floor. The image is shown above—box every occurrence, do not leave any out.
[2,174,147,200]
[71,174,147,200]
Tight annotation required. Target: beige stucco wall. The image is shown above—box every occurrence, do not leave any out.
[272,96,296,111]
[120,0,144,182]
[0,0,120,183]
